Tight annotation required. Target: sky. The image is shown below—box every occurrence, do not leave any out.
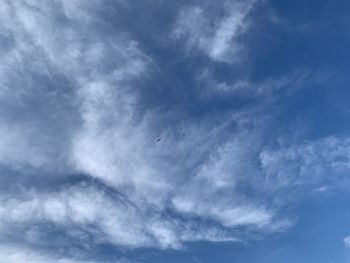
[1,0,350,262]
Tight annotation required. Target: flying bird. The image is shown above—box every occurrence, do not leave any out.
[156,138,162,142]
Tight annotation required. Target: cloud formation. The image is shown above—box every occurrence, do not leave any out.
[1,0,349,262]
[344,236,350,249]
[0,0,273,254]
[172,1,256,62]
[0,245,99,263]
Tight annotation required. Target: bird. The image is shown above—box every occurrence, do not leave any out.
[156,138,162,142]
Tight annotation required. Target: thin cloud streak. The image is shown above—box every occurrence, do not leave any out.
[172,1,257,62]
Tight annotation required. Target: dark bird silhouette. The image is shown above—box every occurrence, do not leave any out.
[156,138,162,142]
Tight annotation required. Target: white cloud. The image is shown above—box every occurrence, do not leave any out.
[1,0,350,261]
[169,126,275,229]
[259,137,350,191]
[0,245,99,263]
[0,0,148,173]
[0,183,243,250]
[196,67,311,100]
[172,1,256,62]
[344,236,350,249]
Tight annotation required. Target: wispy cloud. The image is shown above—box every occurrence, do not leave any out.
[260,137,350,192]
[196,67,314,100]
[344,236,350,249]
[0,0,349,262]
[172,1,257,63]
[0,0,277,254]
[0,245,101,263]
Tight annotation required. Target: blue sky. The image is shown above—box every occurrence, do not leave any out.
[1,0,350,262]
